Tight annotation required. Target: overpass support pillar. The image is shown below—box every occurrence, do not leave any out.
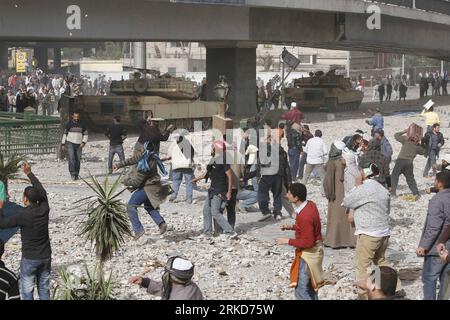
[206,45,257,118]
[0,42,8,71]
[133,42,147,70]
[33,47,49,72]
[53,48,62,73]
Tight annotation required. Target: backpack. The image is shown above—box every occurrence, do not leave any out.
[121,143,152,189]
[122,165,147,190]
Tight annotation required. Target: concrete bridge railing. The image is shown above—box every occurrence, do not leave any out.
[367,0,450,15]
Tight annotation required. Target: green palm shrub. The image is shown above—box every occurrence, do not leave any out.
[56,174,132,300]
[78,174,132,263]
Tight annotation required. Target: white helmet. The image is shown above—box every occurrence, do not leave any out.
[291,102,297,108]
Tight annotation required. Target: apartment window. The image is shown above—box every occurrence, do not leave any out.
[298,55,317,65]
[170,42,189,48]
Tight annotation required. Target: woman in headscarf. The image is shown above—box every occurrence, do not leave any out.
[323,141,356,249]
[128,256,203,300]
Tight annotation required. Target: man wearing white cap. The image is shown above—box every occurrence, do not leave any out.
[129,256,203,300]
[281,102,304,125]
[421,100,440,132]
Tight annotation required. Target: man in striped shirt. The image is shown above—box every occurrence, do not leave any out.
[61,112,88,180]
[0,239,20,300]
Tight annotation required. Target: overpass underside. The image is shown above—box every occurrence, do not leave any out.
[1,1,450,116]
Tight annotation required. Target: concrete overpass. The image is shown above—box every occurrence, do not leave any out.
[1,0,450,117]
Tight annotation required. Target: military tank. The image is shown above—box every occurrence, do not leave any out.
[60,70,224,132]
[109,71,197,100]
[284,69,364,112]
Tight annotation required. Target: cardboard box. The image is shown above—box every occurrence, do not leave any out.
[407,123,423,142]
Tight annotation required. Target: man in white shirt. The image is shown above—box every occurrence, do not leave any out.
[343,163,391,291]
[301,130,327,185]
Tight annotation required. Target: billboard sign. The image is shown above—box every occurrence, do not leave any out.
[16,50,27,73]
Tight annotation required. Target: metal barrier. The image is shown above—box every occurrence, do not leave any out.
[368,0,450,15]
[0,112,61,156]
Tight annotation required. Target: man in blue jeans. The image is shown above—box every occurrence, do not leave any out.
[169,134,195,204]
[61,112,88,180]
[192,141,238,239]
[0,163,52,300]
[114,142,170,240]
[126,187,166,239]
[416,171,450,300]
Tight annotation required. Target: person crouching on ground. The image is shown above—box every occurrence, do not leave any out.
[276,183,324,300]
[343,163,391,292]
[129,256,203,300]
[366,266,398,300]
[426,154,450,194]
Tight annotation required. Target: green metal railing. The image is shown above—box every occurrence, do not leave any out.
[0,112,61,155]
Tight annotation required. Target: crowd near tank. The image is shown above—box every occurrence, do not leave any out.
[284,69,364,112]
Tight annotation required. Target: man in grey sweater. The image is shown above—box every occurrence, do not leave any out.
[416,171,450,300]
[343,163,391,290]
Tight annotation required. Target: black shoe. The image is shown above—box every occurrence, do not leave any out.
[159,222,168,235]
[71,175,76,181]
[258,214,272,222]
[74,175,80,180]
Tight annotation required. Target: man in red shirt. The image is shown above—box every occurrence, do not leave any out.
[281,102,305,125]
[276,183,324,300]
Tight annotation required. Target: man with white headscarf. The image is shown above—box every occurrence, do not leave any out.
[129,256,203,300]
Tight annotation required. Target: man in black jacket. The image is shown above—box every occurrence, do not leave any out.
[0,239,20,300]
[0,163,51,300]
[135,118,175,156]
[15,90,26,113]
[423,123,445,178]
[105,115,127,174]
[286,120,303,181]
